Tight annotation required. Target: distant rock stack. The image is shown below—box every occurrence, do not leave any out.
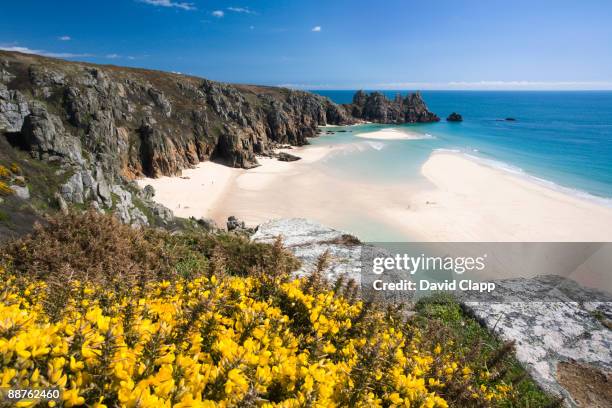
[447,112,463,122]
[345,90,439,124]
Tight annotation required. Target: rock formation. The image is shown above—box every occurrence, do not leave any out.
[0,50,352,227]
[0,51,352,178]
[346,90,439,124]
[447,112,463,122]
[276,152,301,162]
[0,51,442,230]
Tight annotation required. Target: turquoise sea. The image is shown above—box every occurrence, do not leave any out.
[311,91,612,204]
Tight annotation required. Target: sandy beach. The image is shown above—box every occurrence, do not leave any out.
[354,128,430,140]
[139,144,612,242]
[136,145,346,223]
[136,161,241,220]
[382,152,612,241]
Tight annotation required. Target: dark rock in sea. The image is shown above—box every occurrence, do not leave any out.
[277,152,301,162]
[505,117,517,121]
[345,90,439,124]
[446,112,463,122]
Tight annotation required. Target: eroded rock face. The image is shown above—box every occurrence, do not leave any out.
[252,218,364,281]
[21,102,84,164]
[0,50,352,180]
[461,277,612,406]
[346,90,439,124]
[0,85,30,132]
[0,50,354,227]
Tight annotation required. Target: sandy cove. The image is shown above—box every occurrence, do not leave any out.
[136,144,346,225]
[138,142,612,242]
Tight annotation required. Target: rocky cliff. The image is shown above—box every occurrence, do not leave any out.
[0,51,351,178]
[0,51,352,230]
[0,51,442,233]
[346,90,439,124]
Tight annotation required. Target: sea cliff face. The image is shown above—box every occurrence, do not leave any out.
[0,51,351,178]
[0,51,440,232]
[0,51,354,229]
[347,90,440,124]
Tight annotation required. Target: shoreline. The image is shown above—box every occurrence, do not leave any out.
[382,151,612,241]
[138,143,612,242]
[354,127,432,140]
[456,150,612,209]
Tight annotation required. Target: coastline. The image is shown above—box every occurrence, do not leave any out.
[381,151,612,241]
[139,143,612,242]
[354,127,431,140]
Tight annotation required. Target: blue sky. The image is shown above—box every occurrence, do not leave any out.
[1,0,612,89]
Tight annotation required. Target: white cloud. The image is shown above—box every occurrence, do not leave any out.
[278,83,333,89]
[376,81,612,91]
[249,25,255,30]
[227,7,256,14]
[279,81,612,91]
[137,0,195,11]
[212,10,224,17]
[58,35,71,41]
[0,45,93,59]
[311,26,322,32]
[105,54,121,59]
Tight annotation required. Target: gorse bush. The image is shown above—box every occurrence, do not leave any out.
[0,164,11,178]
[0,211,298,287]
[0,268,514,407]
[0,181,13,196]
[0,163,17,196]
[0,212,539,407]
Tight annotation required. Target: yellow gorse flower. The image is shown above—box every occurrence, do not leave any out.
[0,267,511,407]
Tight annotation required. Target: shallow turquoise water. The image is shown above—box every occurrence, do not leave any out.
[312,91,612,204]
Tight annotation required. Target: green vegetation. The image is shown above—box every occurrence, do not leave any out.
[413,295,557,407]
[0,211,555,407]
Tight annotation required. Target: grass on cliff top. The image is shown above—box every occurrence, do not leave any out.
[0,211,557,407]
[0,136,72,241]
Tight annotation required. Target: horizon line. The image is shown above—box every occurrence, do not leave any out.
[278,81,612,91]
[2,48,611,91]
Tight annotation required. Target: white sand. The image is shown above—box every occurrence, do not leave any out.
[139,146,612,243]
[382,152,612,242]
[355,128,428,140]
[136,145,345,222]
[136,161,241,220]
[139,148,612,290]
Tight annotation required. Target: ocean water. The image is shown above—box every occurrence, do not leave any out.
[311,91,612,203]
